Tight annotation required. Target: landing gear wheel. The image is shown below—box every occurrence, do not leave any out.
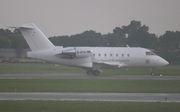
[93,70,100,76]
[86,69,93,75]
[150,72,154,76]
[150,68,154,76]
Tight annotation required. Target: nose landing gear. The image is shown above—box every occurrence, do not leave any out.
[86,69,101,76]
[150,68,154,76]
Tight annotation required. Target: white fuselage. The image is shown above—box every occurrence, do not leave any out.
[27,46,168,69]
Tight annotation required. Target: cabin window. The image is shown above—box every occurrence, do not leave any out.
[146,52,155,55]
[116,54,118,57]
[122,54,124,57]
[127,54,130,57]
[87,51,91,53]
[110,54,113,57]
[93,54,95,56]
[99,54,101,57]
[104,54,107,57]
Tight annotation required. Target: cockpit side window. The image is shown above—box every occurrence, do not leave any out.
[146,52,155,55]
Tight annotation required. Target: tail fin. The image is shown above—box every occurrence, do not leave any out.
[19,23,54,51]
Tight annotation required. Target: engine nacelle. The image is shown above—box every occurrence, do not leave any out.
[75,47,92,58]
[61,47,92,59]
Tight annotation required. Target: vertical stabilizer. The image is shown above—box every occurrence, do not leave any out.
[19,23,54,51]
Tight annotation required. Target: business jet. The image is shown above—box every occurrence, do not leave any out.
[15,23,169,76]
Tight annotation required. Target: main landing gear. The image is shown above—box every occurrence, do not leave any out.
[86,69,101,76]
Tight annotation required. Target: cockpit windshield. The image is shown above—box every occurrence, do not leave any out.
[146,52,155,55]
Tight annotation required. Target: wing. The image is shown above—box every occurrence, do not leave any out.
[90,53,126,69]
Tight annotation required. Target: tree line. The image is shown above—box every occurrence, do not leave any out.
[0,20,180,64]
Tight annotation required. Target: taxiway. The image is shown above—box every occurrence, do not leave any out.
[0,92,180,102]
[0,74,180,80]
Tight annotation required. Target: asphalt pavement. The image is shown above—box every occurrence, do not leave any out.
[0,92,180,102]
[0,74,180,80]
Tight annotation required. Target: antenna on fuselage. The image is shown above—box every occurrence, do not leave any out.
[126,45,130,48]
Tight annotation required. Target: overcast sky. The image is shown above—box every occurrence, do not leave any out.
[0,0,180,37]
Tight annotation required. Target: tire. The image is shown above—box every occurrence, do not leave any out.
[150,72,154,76]
[86,69,93,75]
[93,70,100,76]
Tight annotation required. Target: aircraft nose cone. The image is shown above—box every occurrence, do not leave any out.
[163,60,169,65]
[156,56,169,67]
[161,59,169,66]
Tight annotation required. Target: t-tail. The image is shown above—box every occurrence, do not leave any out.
[18,23,54,51]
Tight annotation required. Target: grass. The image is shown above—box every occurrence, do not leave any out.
[0,63,180,111]
[0,79,180,93]
[0,63,180,76]
[0,63,84,74]
[0,101,180,112]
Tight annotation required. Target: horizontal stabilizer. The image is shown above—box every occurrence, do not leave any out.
[19,24,34,29]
